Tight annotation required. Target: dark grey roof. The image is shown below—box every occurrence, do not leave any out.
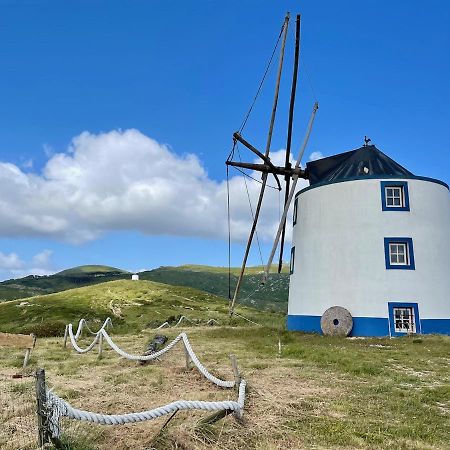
[305,145,414,186]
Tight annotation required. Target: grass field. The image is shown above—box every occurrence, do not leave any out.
[1,327,449,449]
[0,264,289,312]
[0,279,283,337]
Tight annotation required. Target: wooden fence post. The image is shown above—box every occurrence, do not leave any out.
[35,368,50,447]
[63,326,68,348]
[23,348,31,369]
[184,344,190,370]
[98,333,103,360]
[229,354,241,394]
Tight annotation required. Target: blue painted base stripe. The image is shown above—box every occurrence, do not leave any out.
[420,319,450,335]
[287,315,321,333]
[287,315,450,336]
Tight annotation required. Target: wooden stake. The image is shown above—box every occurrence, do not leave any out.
[23,348,31,368]
[63,325,68,348]
[98,333,103,360]
[229,354,241,393]
[184,344,190,370]
[198,409,233,425]
[35,368,50,447]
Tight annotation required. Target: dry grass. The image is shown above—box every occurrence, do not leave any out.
[1,326,449,449]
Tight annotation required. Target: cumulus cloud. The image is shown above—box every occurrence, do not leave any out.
[0,252,24,270]
[0,249,55,280]
[308,151,324,161]
[0,129,309,244]
[32,249,53,267]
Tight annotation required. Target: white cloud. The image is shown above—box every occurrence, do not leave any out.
[32,249,53,267]
[0,250,55,280]
[309,151,324,161]
[0,252,24,270]
[0,129,309,244]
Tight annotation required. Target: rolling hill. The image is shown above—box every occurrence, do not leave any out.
[0,264,289,311]
[0,265,130,301]
[140,265,289,311]
[0,279,283,336]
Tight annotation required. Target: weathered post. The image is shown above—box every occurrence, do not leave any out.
[184,343,190,370]
[23,348,31,369]
[98,332,103,360]
[229,354,241,394]
[63,325,68,348]
[35,368,50,447]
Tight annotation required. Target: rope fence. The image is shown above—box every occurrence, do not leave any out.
[36,318,248,442]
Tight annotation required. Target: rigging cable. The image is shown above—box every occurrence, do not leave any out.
[226,164,232,301]
[236,145,265,268]
[230,166,280,190]
[238,23,285,134]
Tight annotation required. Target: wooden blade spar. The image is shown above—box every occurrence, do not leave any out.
[263,101,319,283]
[278,14,301,273]
[229,12,290,318]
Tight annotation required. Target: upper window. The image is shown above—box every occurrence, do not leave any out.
[293,198,298,226]
[384,237,415,270]
[380,181,410,211]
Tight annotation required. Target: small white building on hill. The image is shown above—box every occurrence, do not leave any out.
[131,273,139,281]
[288,144,450,337]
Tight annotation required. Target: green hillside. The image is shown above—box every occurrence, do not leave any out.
[0,264,289,311]
[0,279,283,336]
[140,266,289,312]
[56,265,128,276]
[0,265,130,301]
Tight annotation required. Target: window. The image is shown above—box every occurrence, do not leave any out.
[389,242,408,265]
[388,302,421,336]
[293,198,298,226]
[380,181,410,211]
[393,307,416,333]
[290,247,295,275]
[384,237,415,270]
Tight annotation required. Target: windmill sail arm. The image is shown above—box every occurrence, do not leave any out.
[263,101,319,282]
[225,161,306,179]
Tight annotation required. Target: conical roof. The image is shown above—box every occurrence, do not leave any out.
[306,145,413,186]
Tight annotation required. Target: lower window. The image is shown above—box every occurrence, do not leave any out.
[388,302,420,336]
[393,307,416,333]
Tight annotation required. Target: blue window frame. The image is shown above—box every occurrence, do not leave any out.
[388,302,421,336]
[293,198,298,226]
[290,247,295,274]
[380,181,410,211]
[384,237,415,270]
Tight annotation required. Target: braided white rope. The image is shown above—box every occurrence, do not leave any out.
[73,317,112,340]
[68,324,102,353]
[155,316,193,329]
[66,319,235,388]
[101,330,235,388]
[46,380,246,428]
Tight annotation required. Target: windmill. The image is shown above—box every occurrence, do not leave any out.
[226,12,319,317]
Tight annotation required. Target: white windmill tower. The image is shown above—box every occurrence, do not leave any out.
[225,13,450,337]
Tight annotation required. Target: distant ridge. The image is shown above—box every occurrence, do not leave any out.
[0,264,289,311]
[56,265,129,276]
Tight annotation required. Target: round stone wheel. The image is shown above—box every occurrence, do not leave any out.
[320,306,353,336]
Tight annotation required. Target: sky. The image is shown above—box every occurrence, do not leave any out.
[0,0,449,280]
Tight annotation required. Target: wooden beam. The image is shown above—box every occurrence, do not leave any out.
[226,161,306,178]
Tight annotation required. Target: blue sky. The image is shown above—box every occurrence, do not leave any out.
[0,0,449,279]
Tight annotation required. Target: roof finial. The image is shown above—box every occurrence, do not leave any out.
[364,136,372,147]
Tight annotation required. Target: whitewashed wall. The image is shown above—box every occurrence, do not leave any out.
[289,178,450,322]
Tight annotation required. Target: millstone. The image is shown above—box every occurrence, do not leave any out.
[320,306,353,336]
